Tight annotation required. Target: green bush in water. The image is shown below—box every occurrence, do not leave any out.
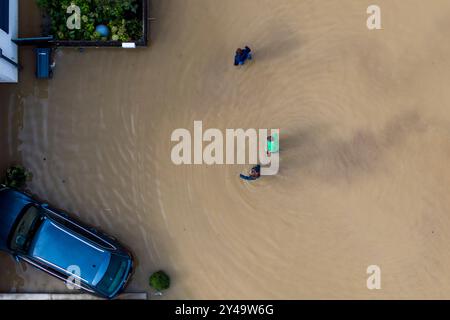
[149,271,171,291]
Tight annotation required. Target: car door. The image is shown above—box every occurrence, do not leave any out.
[41,205,118,252]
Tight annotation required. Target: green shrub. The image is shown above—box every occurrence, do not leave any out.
[149,271,171,291]
[4,165,32,190]
[36,0,142,41]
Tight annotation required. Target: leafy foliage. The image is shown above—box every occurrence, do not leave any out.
[36,0,143,41]
[4,165,32,190]
[149,271,171,291]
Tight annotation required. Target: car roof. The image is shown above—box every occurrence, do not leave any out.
[30,219,111,286]
[0,188,33,251]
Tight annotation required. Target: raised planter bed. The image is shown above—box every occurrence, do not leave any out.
[37,0,149,48]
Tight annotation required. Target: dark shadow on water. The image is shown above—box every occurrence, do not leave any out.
[276,110,426,182]
[252,22,303,63]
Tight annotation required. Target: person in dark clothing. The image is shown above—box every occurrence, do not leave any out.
[234,46,252,66]
[234,48,243,65]
[240,164,261,181]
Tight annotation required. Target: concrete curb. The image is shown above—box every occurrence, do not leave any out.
[0,293,148,300]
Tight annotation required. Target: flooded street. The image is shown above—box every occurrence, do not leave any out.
[3,0,450,299]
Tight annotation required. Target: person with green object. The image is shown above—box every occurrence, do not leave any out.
[267,133,279,155]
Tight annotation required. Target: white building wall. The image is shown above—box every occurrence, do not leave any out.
[0,0,18,83]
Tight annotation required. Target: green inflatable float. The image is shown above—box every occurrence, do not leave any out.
[267,133,279,153]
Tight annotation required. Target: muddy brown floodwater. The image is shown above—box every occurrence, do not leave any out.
[3,0,450,299]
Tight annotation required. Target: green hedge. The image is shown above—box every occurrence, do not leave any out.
[36,0,143,41]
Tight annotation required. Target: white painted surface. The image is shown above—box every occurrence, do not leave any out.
[0,293,148,300]
[0,0,18,83]
[122,42,136,49]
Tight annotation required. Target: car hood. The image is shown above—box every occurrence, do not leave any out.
[30,219,111,286]
[0,188,33,251]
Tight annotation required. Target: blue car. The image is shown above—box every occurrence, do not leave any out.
[0,186,134,299]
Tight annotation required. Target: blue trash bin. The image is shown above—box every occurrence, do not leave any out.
[35,48,52,79]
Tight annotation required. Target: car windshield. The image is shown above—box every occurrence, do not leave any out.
[9,205,44,253]
[96,254,128,296]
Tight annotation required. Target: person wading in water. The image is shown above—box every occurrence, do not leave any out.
[240,164,261,181]
[234,46,252,66]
